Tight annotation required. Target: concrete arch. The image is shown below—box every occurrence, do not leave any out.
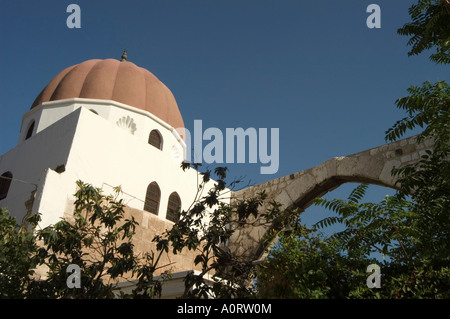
[229,134,433,262]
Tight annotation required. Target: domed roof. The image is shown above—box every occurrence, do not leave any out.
[31,58,184,130]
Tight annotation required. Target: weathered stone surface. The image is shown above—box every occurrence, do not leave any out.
[228,134,433,261]
[379,160,401,186]
[274,189,294,210]
[124,206,203,276]
[285,173,317,204]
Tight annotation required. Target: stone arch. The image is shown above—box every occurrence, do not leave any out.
[229,134,433,262]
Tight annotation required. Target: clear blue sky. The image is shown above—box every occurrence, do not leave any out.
[0,1,448,227]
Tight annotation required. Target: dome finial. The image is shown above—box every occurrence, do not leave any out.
[121,50,127,62]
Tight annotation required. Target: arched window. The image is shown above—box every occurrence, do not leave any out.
[166,192,181,223]
[0,172,13,201]
[144,182,160,215]
[148,130,163,150]
[25,120,35,140]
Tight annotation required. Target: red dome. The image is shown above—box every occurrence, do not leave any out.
[31,59,184,130]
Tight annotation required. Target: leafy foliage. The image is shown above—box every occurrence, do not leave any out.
[385,81,450,145]
[391,1,450,276]
[0,166,281,298]
[0,182,169,299]
[37,181,167,299]
[397,0,450,64]
[257,222,359,299]
[154,164,281,298]
[257,183,450,298]
[0,208,40,298]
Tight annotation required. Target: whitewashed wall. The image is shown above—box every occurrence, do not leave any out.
[1,101,225,230]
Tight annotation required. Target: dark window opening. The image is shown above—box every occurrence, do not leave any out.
[144,182,160,215]
[0,172,13,201]
[25,120,35,140]
[166,192,181,223]
[148,130,163,150]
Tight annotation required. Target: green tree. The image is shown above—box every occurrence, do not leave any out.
[0,181,177,299]
[26,181,167,299]
[153,164,281,298]
[0,168,278,298]
[386,81,450,264]
[0,208,40,298]
[387,0,450,285]
[257,180,450,298]
[257,186,423,298]
[397,0,450,64]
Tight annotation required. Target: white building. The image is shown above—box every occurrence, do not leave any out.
[0,56,225,295]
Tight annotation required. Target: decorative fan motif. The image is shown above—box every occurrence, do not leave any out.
[116,116,137,135]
